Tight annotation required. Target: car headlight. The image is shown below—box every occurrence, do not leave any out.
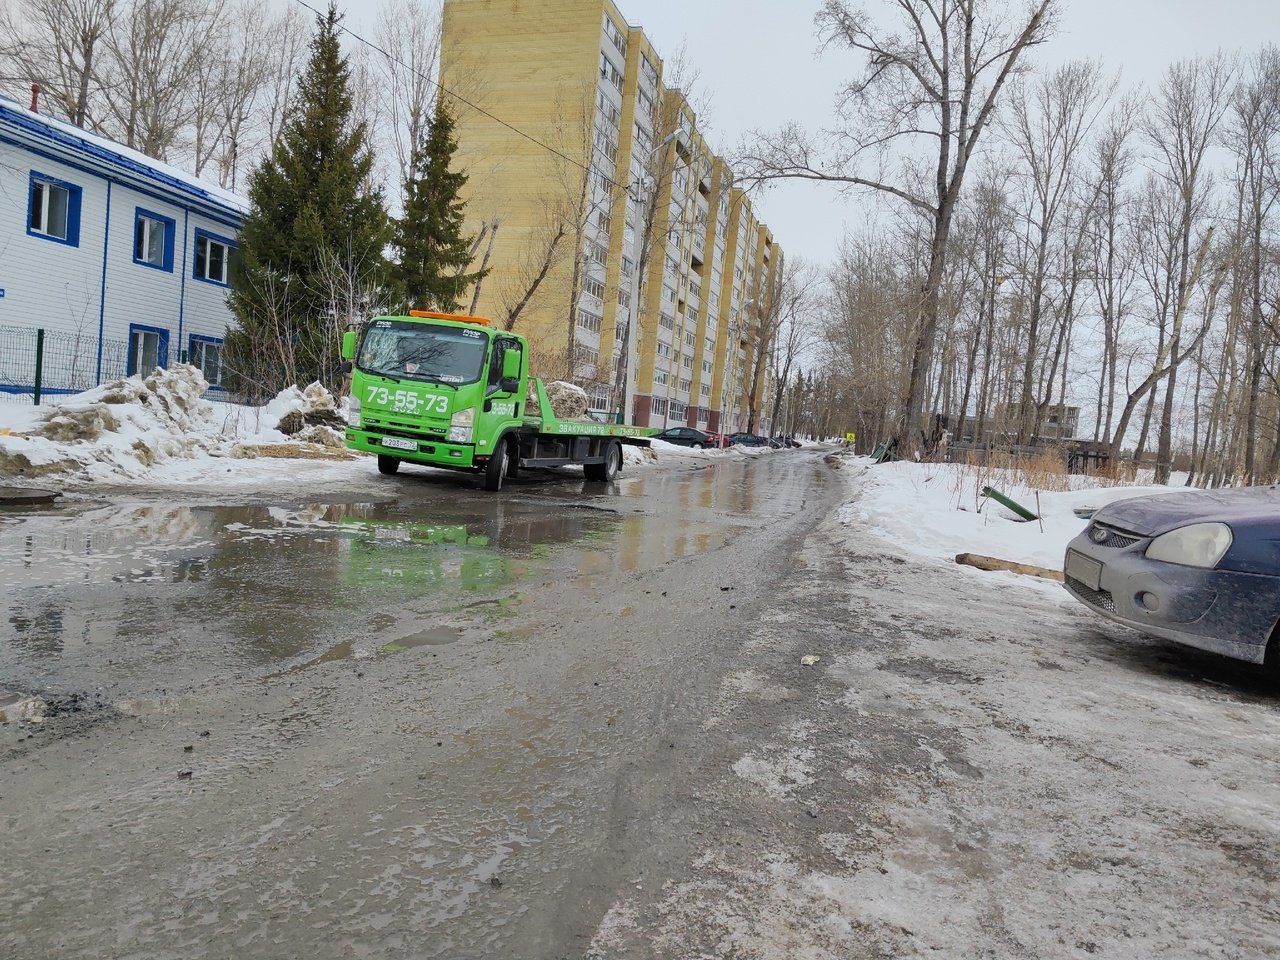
[448,407,473,444]
[1145,522,1232,568]
[348,395,361,429]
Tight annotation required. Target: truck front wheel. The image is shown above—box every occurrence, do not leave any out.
[585,442,621,482]
[377,454,401,475]
[483,439,510,491]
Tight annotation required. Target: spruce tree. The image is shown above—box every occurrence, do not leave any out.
[391,104,487,313]
[226,1,389,393]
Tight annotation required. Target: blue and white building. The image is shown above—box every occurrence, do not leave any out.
[0,94,246,398]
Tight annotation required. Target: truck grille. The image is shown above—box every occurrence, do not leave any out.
[1066,576,1116,614]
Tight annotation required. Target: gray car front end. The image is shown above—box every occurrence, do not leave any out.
[1064,488,1280,665]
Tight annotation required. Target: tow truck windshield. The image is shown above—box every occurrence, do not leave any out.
[357,319,488,386]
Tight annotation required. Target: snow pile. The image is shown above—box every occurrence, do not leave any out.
[621,443,657,466]
[524,381,588,422]
[845,458,1178,576]
[260,381,346,447]
[0,365,219,479]
[649,438,777,460]
[0,371,354,484]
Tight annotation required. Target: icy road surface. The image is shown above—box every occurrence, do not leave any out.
[2,449,1278,959]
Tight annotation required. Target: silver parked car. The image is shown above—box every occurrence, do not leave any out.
[1064,487,1280,668]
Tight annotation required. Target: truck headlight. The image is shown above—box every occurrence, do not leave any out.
[348,395,361,429]
[1145,522,1232,568]
[448,407,473,444]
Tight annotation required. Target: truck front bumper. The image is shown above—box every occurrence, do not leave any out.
[346,428,478,469]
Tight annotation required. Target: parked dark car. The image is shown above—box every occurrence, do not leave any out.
[1063,487,1280,667]
[653,426,715,449]
[726,433,769,447]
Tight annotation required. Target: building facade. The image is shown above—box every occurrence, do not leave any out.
[440,0,784,431]
[0,94,244,399]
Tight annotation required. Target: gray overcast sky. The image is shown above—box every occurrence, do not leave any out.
[616,0,1280,266]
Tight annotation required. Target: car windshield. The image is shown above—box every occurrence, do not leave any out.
[357,319,488,385]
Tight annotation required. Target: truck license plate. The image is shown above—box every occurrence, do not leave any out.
[1065,550,1103,590]
[381,437,417,452]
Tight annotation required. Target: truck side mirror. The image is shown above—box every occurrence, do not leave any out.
[502,348,521,380]
[499,377,520,394]
[341,330,357,360]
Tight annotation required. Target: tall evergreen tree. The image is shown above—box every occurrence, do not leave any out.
[226,1,389,393]
[391,104,486,313]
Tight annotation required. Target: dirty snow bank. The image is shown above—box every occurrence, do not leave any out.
[841,455,1179,581]
[0,368,353,484]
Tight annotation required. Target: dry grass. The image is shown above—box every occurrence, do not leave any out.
[922,447,1140,515]
[231,442,362,461]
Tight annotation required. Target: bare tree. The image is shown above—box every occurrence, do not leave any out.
[1226,46,1280,481]
[1000,59,1110,441]
[739,0,1055,447]
[372,0,442,203]
[97,0,221,158]
[1145,53,1235,482]
[0,0,117,128]
[767,259,822,434]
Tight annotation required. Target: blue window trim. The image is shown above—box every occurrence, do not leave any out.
[126,322,170,377]
[193,227,235,287]
[188,334,226,390]
[27,170,82,247]
[132,206,176,272]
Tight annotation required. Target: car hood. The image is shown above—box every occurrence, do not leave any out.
[1094,487,1280,537]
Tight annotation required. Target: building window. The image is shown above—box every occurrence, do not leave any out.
[194,229,234,285]
[189,335,224,387]
[127,323,170,376]
[680,378,691,393]
[654,370,668,386]
[133,208,175,271]
[651,397,668,416]
[27,172,82,246]
[578,309,603,334]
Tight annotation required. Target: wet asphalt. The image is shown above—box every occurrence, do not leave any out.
[1,449,843,959]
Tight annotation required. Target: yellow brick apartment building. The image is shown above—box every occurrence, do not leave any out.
[440,0,783,431]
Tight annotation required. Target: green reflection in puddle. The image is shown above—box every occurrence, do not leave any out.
[339,518,526,594]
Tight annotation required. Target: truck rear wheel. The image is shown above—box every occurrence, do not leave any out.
[483,439,509,491]
[377,454,401,475]
[585,442,620,482]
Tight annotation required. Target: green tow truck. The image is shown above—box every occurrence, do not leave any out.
[341,310,654,491]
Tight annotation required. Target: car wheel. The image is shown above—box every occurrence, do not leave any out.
[377,454,400,475]
[483,439,508,491]
[692,442,704,449]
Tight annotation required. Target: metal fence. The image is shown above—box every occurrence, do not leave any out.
[0,325,129,404]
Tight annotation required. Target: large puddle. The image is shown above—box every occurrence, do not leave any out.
[0,478,738,697]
